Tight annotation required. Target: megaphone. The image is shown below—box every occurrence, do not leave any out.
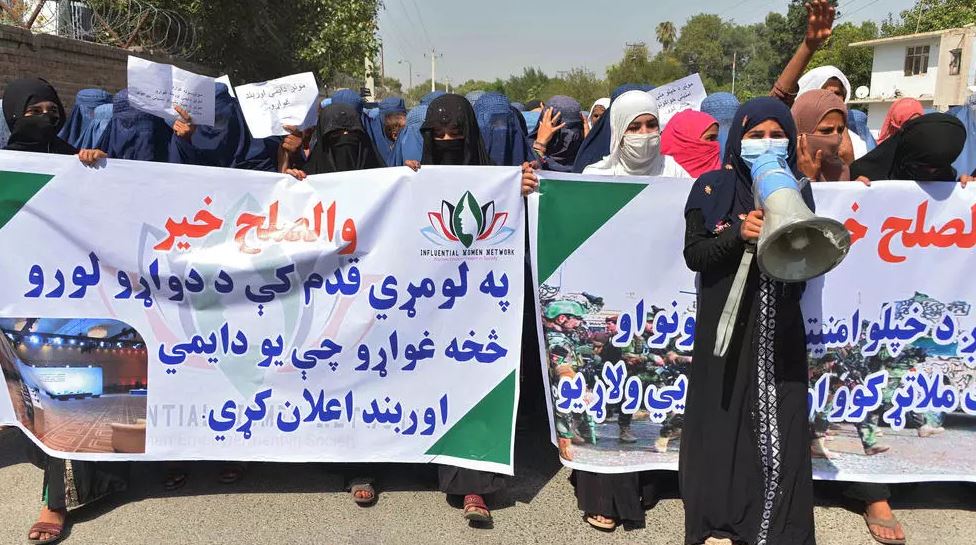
[751,154,851,283]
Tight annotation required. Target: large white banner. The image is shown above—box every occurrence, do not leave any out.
[0,153,524,475]
[530,172,976,483]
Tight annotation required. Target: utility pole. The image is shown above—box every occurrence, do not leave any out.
[731,51,737,97]
[399,59,413,90]
[425,48,443,93]
[379,42,385,79]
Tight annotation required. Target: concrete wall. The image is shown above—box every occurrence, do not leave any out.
[866,99,935,133]
[869,39,941,101]
[0,24,211,111]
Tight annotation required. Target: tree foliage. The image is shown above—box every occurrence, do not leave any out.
[127,0,381,88]
[881,0,976,36]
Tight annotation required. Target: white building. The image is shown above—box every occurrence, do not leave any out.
[849,26,976,132]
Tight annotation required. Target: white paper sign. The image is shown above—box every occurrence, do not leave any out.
[651,73,707,127]
[127,56,216,126]
[216,75,235,98]
[235,72,320,139]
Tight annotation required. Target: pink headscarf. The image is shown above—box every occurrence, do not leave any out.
[660,109,721,178]
[878,98,924,143]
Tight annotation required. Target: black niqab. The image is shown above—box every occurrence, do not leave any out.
[420,94,493,166]
[851,113,966,181]
[2,78,76,154]
[303,103,385,175]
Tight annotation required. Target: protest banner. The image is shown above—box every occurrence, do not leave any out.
[236,73,320,139]
[529,172,976,483]
[0,154,524,475]
[651,73,707,127]
[127,56,216,126]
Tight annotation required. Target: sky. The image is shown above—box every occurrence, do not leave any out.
[378,0,918,89]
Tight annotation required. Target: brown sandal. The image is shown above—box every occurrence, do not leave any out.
[27,522,64,545]
[863,513,906,545]
[463,494,492,523]
[585,514,617,531]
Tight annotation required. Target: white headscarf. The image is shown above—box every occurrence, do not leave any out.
[587,97,610,126]
[798,65,852,103]
[583,91,690,178]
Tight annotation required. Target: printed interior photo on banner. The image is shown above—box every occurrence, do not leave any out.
[0,318,148,454]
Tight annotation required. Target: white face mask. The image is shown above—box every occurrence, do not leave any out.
[619,133,661,171]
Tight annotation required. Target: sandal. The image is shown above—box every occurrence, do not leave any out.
[349,478,376,506]
[162,469,187,491]
[863,513,906,545]
[27,522,64,545]
[463,494,492,523]
[218,463,247,484]
[585,514,617,531]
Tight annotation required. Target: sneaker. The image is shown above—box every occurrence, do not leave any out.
[619,427,638,443]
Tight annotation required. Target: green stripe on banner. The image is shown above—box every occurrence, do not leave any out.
[0,171,55,231]
[425,370,516,465]
[536,178,646,283]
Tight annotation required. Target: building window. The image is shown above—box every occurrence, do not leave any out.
[904,45,930,76]
[949,48,962,76]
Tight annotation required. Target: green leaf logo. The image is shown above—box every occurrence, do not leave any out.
[452,191,483,248]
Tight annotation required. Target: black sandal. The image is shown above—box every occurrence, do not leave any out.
[162,469,187,491]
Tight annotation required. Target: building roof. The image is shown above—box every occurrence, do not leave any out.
[850,26,974,48]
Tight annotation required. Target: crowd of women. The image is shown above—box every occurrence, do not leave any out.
[2,1,974,544]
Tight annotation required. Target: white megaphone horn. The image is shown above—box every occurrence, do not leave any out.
[713,153,851,357]
[751,154,851,283]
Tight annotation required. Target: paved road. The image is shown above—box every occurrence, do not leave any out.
[0,427,973,545]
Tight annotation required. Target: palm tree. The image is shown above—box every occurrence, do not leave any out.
[656,21,677,52]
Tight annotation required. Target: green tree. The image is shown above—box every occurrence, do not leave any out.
[881,0,976,36]
[808,21,879,90]
[605,43,655,89]
[656,21,677,52]
[454,79,506,97]
[113,0,381,86]
[540,68,610,108]
[502,67,552,103]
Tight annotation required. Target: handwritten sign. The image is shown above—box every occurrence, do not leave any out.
[127,56,216,126]
[236,72,320,139]
[650,73,707,127]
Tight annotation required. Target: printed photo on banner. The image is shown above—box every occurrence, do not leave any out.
[530,173,976,481]
[0,318,148,454]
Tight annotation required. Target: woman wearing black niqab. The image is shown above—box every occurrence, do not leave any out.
[2,78,76,154]
[851,113,966,182]
[681,97,816,545]
[283,103,386,178]
[2,78,123,545]
[419,94,493,166]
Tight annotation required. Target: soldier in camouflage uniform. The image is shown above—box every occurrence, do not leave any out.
[643,313,691,453]
[542,300,595,460]
[603,315,651,444]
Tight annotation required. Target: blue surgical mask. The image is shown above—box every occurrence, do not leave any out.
[740,138,789,166]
